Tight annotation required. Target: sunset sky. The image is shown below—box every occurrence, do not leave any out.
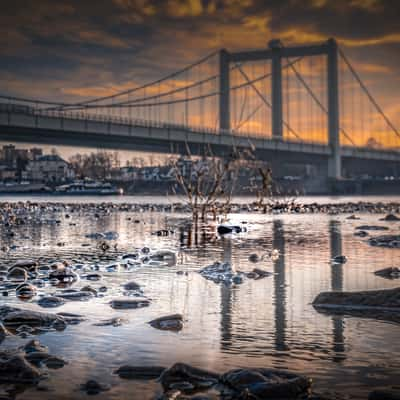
[1,0,399,159]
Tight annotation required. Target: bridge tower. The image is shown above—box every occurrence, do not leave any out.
[219,38,341,179]
[326,39,340,179]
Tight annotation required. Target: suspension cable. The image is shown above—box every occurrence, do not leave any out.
[338,47,400,139]
[290,62,355,145]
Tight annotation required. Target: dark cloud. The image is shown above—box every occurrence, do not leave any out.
[0,0,399,125]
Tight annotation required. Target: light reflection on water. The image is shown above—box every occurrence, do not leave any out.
[1,204,400,400]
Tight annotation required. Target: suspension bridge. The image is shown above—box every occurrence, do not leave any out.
[0,38,399,179]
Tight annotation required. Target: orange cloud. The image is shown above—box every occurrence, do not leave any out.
[353,62,392,74]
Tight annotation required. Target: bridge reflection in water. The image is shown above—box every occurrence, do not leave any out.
[217,218,346,360]
[329,220,346,361]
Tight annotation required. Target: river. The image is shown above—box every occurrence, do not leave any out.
[1,195,399,399]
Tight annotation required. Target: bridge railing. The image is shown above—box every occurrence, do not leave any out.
[1,100,398,155]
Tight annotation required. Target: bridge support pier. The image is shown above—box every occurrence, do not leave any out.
[270,40,283,139]
[327,38,341,179]
[219,49,231,132]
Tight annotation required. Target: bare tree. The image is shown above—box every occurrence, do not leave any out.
[170,144,252,223]
[69,151,115,180]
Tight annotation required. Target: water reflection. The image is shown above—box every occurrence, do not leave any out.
[273,220,288,352]
[329,220,346,361]
[220,237,233,350]
[1,207,400,400]
[329,220,343,291]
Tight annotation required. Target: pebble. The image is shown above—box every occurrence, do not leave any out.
[16,283,37,299]
[374,267,400,279]
[38,296,66,308]
[149,314,183,331]
[114,365,166,380]
[332,255,347,264]
[80,380,111,395]
[123,281,141,291]
[110,297,151,309]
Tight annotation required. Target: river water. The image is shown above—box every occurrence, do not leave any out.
[1,196,400,399]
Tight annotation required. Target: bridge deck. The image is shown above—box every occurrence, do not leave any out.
[0,107,399,163]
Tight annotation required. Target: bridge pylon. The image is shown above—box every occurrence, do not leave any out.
[218,37,342,179]
[327,38,341,180]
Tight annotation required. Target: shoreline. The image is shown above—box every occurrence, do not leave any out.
[1,199,400,215]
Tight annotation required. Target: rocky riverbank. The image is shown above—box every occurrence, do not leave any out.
[1,199,400,399]
[1,200,400,220]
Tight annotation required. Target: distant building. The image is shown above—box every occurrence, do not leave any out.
[175,157,194,178]
[111,166,139,182]
[30,147,43,160]
[0,165,18,181]
[0,145,44,180]
[25,154,75,183]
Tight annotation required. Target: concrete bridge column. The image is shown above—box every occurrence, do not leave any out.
[327,38,341,179]
[219,49,231,132]
[270,40,283,139]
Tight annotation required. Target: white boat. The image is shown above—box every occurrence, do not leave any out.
[55,181,122,195]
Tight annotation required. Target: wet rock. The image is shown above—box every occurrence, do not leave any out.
[81,286,98,296]
[232,275,244,284]
[16,283,37,299]
[150,250,177,262]
[86,273,102,281]
[16,324,34,335]
[157,389,182,400]
[160,363,220,393]
[199,262,239,284]
[110,297,151,309]
[356,225,389,231]
[6,267,28,282]
[85,231,118,240]
[2,308,66,328]
[24,339,48,354]
[247,268,272,280]
[0,322,11,342]
[50,261,68,272]
[312,287,400,312]
[123,281,141,291]
[93,317,127,327]
[369,235,400,248]
[346,214,360,220]
[11,260,38,272]
[43,355,67,369]
[248,254,260,263]
[0,306,20,319]
[149,314,183,331]
[56,312,85,324]
[49,267,78,283]
[31,279,45,287]
[38,296,65,308]
[374,267,400,279]
[86,232,104,239]
[221,368,311,399]
[114,365,166,380]
[217,224,243,235]
[99,242,110,252]
[354,230,368,237]
[331,255,347,264]
[153,229,174,236]
[0,354,42,383]
[369,389,400,400]
[103,231,118,240]
[80,380,111,395]
[380,214,400,221]
[122,253,139,260]
[105,263,119,272]
[56,290,93,301]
